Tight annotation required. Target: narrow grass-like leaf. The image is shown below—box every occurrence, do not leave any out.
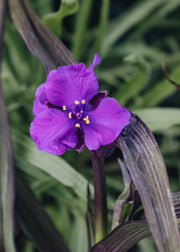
[134,108,180,132]
[119,113,180,252]
[134,65,180,108]
[89,0,110,63]
[124,1,180,44]
[15,176,70,252]
[90,221,150,252]
[172,191,180,219]
[70,215,88,252]
[72,0,93,60]
[111,159,132,230]
[162,58,180,90]
[12,129,93,200]
[91,192,180,252]
[9,0,77,72]
[43,0,78,37]
[0,1,16,251]
[117,71,148,106]
[101,0,164,55]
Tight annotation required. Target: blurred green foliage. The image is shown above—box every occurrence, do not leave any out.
[2,0,180,251]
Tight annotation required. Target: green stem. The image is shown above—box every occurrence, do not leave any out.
[91,151,108,243]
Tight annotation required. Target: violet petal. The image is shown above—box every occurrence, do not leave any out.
[30,108,78,155]
[45,61,99,107]
[33,84,47,116]
[84,97,131,150]
[88,54,101,71]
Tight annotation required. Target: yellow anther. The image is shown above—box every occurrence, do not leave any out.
[83,116,90,124]
[68,112,72,119]
[62,106,66,111]
[75,100,80,105]
[82,100,86,104]
[75,123,80,128]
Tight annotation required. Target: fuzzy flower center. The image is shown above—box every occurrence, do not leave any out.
[63,100,90,128]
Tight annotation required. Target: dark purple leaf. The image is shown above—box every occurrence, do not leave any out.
[111,159,132,229]
[118,113,180,252]
[15,176,70,252]
[9,0,77,72]
[90,221,150,252]
[112,159,144,229]
[0,0,16,251]
[172,191,180,219]
[90,191,180,252]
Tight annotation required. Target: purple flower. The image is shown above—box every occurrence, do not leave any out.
[30,54,131,155]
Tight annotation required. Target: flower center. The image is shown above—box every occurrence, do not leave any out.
[63,100,90,128]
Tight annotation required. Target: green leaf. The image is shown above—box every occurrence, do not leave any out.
[114,54,150,106]
[134,65,180,108]
[70,215,88,252]
[89,0,110,62]
[12,129,94,201]
[72,0,93,60]
[43,0,79,37]
[119,113,180,252]
[134,108,180,132]
[15,176,70,252]
[9,0,77,72]
[101,0,165,55]
[0,1,16,251]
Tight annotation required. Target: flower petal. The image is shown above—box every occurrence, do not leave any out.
[84,97,131,150]
[45,58,100,107]
[72,63,99,102]
[30,109,78,155]
[45,67,76,107]
[33,84,47,116]
[88,53,101,71]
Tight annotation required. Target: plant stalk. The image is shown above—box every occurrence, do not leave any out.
[91,151,108,243]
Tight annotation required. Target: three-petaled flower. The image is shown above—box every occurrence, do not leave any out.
[30,54,131,155]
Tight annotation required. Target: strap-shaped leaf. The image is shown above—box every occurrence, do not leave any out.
[118,113,180,252]
[172,191,180,219]
[9,0,77,72]
[134,108,180,132]
[0,0,16,251]
[90,221,150,252]
[12,129,93,200]
[111,159,132,230]
[42,0,79,37]
[15,176,70,252]
[91,191,180,252]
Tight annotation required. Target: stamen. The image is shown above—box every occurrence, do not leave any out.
[68,112,72,119]
[75,123,80,128]
[83,116,90,124]
[75,100,80,105]
[82,100,86,104]
[62,106,66,111]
